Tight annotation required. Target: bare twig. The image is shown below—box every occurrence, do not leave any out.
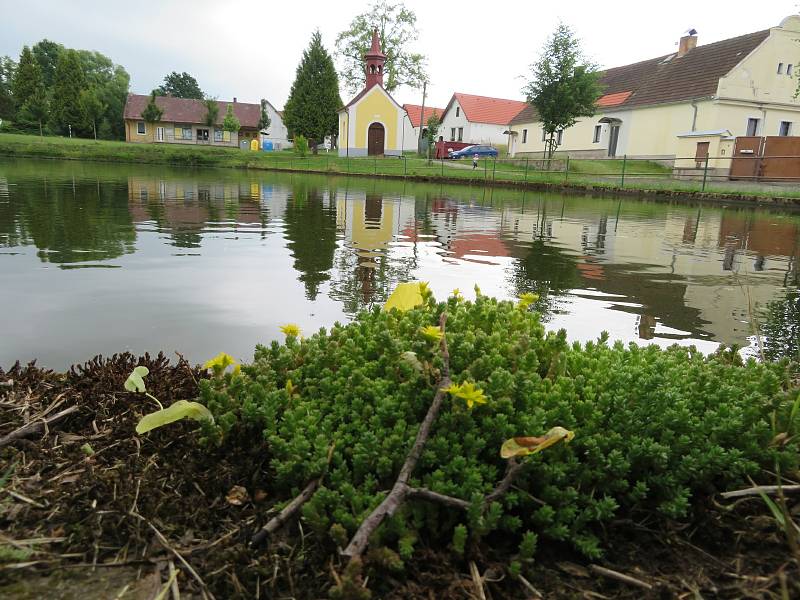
[251,477,322,547]
[515,573,543,598]
[721,485,800,499]
[342,312,451,559]
[251,444,335,547]
[406,486,470,510]
[0,405,78,448]
[589,564,653,590]
[469,561,488,600]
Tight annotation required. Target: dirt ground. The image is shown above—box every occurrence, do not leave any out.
[1,354,798,599]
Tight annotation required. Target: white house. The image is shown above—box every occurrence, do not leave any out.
[260,99,292,149]
[437,93,527,148]
[401,103,446,151]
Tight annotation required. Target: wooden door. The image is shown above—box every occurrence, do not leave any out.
[694,141,709,168]
[761,136,800,182]
[608,125,620,157]
[730,137,763,180]
[368,123,385,156]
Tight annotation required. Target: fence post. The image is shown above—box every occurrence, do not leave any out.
[374,156,377,175]
[404,156,407,177]
[484,158,488,180]
[701,155,709,192]
[524,157,529,182]
[565,155,570,183]
[620,154,627,188]
[441,157,444,177]
[492,157,497,182]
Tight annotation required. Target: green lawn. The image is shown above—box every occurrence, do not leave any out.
[0,132,798,200]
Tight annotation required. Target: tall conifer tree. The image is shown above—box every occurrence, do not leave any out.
[283,30,342,150]
[11,46,43,110]
[50,49,87,135]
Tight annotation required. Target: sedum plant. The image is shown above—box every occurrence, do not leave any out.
[199,286,799,563]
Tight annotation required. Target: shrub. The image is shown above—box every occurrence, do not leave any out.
[200,292,799,561]
[293,134,309,157]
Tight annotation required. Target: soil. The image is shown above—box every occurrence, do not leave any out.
[1,354,798,599]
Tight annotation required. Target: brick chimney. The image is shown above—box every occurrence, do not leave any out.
[677,31,697,57]
[233,97,237,103]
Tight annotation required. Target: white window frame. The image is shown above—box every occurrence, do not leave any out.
[214,129,224,142]
[182,127,192,140]
[541,128,547,142]
[746,117,760,136]
[779,121,792,136]
[450,127,456,141]
[593,124,602,143]
[136,121,146,135]
[556,130,563,145]
[156,126,164,142]
[457,127,463,141]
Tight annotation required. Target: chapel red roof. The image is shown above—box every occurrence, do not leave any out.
[403,104,445,127]
[123,94,261,128]
[444,93,528,125]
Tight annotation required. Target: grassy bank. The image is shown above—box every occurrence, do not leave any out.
[1,132,799,204]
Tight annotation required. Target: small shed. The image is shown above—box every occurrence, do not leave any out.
[673,130,734,180]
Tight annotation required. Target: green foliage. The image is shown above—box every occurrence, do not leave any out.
[0,56,16,119]
[31,39,62,88]
[200,291,799,561]
[762,289,800,362]
[451,524,467,555]
[424,112,441,145]
[203,98,219,127]
[142,91,163,123]
[258,99,271,132]
[11,47,42,111]
[293,134,309,157]
[222,103,240,133]
[79,87,106,139]
[283,30,342,146]
[335,1,427,93]
[155,71,204,99]
[50,49,86,135]
[523,22,602,158]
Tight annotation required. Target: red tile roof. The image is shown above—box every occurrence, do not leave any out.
[445,93,527,125]
[596,91,632,107]
[123,94,261,128]
[403,104,445,127]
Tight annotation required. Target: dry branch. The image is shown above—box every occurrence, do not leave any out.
[342,312,451,559]
[721,484,800,499]
[589,564,653,590]
[0,405,78,448]
[251,476,322,546]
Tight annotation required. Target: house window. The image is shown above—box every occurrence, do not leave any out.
[182,127,192,140]
[136,121,146,135]
[214,129,223,142]
[456,107,460,117]
[522,129,528,143]
[541,128,547,142]
[778,62,784,74]
[457,127,463,141]
[788,64,795,76]
[779,121,792,136]
[197,128,209,141]
[746,118,760,136]
[593,125,602,143]
[556,130,563,145]
[450,127,456,141]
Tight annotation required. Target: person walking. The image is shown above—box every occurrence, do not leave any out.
[472,153,479,170]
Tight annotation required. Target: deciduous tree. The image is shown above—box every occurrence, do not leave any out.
[258,99,271,132]
[523,23,602,158]
[283,30,342,152]
[155,71,204,99]
[202,98,219,127]
[31,39,62,88]
[0,56,15,119]
[335,1,427,94]
[222,103,240,132]
[79,86,106,139]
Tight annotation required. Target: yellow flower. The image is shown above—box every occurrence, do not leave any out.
[420,325,443,343]
[419,281,433,301]
[451,288,463,301]
[518,292,539,310]
[474,284,482,297]
[445,381,488,409]
[202,352,240,377]
[285,379,297,396]
[280,323,301,337]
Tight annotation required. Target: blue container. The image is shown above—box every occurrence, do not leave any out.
[261,140,274,151]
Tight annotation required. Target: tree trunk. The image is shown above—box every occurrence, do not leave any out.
[93,121,97,140]
[39,121,43,137]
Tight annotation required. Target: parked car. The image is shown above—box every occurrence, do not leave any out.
[448,145,498,159]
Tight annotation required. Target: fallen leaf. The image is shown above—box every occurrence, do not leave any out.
[384,282,425,312]
[500,427,575,458]
[124,366,149,393]
[226,485,249,506]
[135,400,214,435]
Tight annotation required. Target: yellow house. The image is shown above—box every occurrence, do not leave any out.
[508,15,800,162]
[338,30,406,157]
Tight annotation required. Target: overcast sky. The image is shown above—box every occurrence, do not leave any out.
[1,0,796,109]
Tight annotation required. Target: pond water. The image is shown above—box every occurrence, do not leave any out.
[1,158,798,370]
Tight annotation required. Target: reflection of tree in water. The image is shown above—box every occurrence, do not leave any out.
[282,181,338,300]
[0,176,135,263]
[762,289,800,362]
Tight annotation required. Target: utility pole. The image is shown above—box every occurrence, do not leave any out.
[417,80,427,156]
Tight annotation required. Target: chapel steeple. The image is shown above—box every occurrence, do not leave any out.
[365,29,386,89]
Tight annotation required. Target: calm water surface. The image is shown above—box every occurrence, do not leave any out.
[1,158,798,369]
